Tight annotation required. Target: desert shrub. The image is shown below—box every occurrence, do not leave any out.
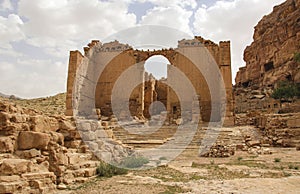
[274,158,281,163]
[294,52,300,63]
[96,161,128,177]
[271,82,300,100]
[159,156,167,160]
[288,164,299,170]
[120,156,149,168]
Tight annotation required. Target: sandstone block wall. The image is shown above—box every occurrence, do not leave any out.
[0,99,100,193]
[66,36,235,126]
[235,111,300,148]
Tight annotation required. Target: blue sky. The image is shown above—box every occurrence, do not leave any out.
[0,0,286,98]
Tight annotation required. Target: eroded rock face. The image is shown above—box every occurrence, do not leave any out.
[234,0,300,114]
[235,0,300,87]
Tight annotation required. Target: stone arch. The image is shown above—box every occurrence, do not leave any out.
[94,49,212,122]
[144,55,169,79]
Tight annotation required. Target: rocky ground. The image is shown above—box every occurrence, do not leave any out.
[63,148,300,194]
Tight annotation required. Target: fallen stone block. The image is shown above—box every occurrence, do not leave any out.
[0,136,15,153]
[246,140,261,147]
[0,181,28,193]
[67,153,93,165]
[21,172,55,181]
[0,159,32,175]
[16,148,41,159]
[59,119,76,130]
[0,175,20,182]
[18,131,50,150]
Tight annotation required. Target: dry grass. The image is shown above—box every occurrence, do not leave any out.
[1,93,66,115]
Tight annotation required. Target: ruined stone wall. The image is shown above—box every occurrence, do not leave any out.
[66,36,234,126]
[94,49,141,117]
[257,113,300,147]
[143,73,156,118]
[155,79,168,112]
[65,51,83,116]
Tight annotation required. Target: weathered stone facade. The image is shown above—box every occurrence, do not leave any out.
[66,36,235,126]
[235,0,300,87]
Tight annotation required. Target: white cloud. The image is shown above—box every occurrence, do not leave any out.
[0,0,13,11]
[18,0,137,57]
[0,0,138,98]
[0,58,67,98]
[193,0,286,82]
[140,5,193,35]
[131,0,197,9]
[0,14,24,49]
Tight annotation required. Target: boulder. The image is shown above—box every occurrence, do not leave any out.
[18,131,50,150]
[30,115,59,132]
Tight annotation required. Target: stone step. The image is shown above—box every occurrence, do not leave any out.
[112,126,245,149]
[0,181,28,193]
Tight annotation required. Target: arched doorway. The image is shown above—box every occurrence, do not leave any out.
[143,55,170,119]
[94,48,213,123]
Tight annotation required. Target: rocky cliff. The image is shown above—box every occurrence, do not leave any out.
[235,0,300,87]
[234,0,300,114]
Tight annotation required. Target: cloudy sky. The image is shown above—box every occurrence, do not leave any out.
[0,0,286,98]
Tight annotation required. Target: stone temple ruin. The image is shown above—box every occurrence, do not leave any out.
[66,36,234,126]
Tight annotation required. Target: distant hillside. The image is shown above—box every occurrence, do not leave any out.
[0,93,66,116]
[0,92,22,100]
[0,92,13,98]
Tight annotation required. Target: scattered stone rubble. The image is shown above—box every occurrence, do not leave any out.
[200,144,235,158]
